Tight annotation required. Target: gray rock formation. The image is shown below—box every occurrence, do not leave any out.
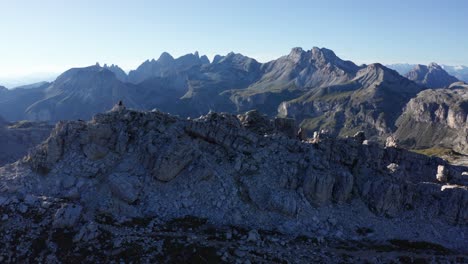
[226,47,360,115]
[405,63,459,88]
[127,51,209,84]
[395,82,468,154]
[279,63,422,141]
[388,63,468,83]
[0,108,467,262]
[103,63,128,82]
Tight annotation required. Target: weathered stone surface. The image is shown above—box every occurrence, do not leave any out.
[150,141,197,182]
[73,222,100,242]
[108,173,140,203]
[332,171,354,203]
[385,136,398,148]
[303,170,335,206]
[53,204,82,228]
[1,108,467,262]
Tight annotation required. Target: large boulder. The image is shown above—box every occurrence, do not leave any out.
[53,204,83,229]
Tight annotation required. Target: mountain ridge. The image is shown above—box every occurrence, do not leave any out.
[405,63,459,88]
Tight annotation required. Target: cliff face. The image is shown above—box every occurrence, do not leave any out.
[279,64,422,141]
[0,108,466,262]
[395,82,468,153]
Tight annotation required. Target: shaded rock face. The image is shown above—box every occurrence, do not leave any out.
[279,64,422,141]
[395,83,468,154]
[0,109,467,260]
[0,119,52,166]
[103,63,127,82]
[405,63,459,88]
[16,110,468,222]
[224,47,360,116]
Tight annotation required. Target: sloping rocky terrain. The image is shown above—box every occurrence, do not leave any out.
[395,82,468,153]
[278,64,422,141]
[0,107,467,262]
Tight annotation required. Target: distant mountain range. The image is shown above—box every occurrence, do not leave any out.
[387,63,468,82]
[1,47,467,154]
[0,72,58,89]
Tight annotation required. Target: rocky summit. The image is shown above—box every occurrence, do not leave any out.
[405,63,459,89]
[0,107,467,262]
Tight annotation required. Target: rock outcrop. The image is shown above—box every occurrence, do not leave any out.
[395,82,468,154]
[0,108,466,262]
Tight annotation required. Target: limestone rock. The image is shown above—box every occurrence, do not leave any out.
[303,170,335,206]
[150,141,197,182]
[437,165,449,182]
[108,173,140,203]
[53,204,82,228]
[385,136,398,148]
[73,222,100,242]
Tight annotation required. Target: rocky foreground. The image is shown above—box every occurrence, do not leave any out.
[0,108,467,263]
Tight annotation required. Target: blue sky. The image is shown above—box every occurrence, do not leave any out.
[0,0,467,77]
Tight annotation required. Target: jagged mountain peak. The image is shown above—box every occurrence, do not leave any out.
[158,52,175,62]
[200,55,210,64]
[102,64,128,82]
[286,47,340,65]
[406,63,459,88]
[212,54,224,64]
[213,52,260,72]
[311,46,339,62]
[128,51,210,83]
[428,62,442,69]
[220,52,255,62]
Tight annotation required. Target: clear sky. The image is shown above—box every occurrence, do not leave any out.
[0,0,467,78]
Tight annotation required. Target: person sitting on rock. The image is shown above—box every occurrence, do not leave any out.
[297,127,306,141]
[110,100,126,112]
